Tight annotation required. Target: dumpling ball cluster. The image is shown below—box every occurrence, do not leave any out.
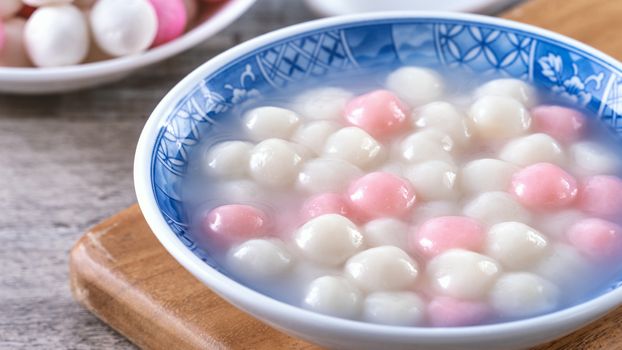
[195,66,622,327]
[0,0,224,68]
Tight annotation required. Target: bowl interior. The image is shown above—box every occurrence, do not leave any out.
[147,15,622,306]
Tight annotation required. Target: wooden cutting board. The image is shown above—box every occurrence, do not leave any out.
[70,1,622,348]
[70,205,622,350]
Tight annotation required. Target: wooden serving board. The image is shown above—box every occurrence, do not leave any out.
[70,1,622,348]
[70,205,622,350]
[70,205,315,349]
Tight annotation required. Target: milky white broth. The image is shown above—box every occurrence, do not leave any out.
[182,66,622,327]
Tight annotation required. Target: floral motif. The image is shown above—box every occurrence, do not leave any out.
[155,64,261,175]
[225,64,261,104]
[197,85,229,117]
[538,53,605,105]
[156,139,185,174]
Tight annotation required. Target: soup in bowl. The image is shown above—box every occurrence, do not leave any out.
[135,12,622,350]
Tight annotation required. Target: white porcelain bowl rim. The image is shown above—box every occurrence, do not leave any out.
[0,0,255,82]
[135,11,622,340]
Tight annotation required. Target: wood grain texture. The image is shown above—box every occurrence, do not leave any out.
[70,205,318,350]
[70,205,622,350]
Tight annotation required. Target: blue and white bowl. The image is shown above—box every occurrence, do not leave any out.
[135,13,622,350]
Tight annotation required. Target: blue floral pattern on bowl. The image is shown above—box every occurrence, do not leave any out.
[149,18,622,287]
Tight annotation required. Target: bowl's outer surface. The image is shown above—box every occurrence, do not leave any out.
[135,13,622,350]
[0,0,255,94]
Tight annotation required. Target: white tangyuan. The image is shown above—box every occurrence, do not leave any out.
[499,133,565,166]
[386,66,444,106]
[291,120,341,155]
[303,276,363,318]
[363,218,409,250]
[463,191,531,226]
[426,249,502,299]
[345,246,419,292]
[293,87,354,120]
[486,222,549,270]
[249,139,304,188]
[227,239,293,280]
[405,160,459,201]
[24,4,90,67]
[297,158,362,194]
[412,101,471,147]
[244,106,301,141]
[475,79,537,107]
[461,158,518,195]
[533,244,592,295]
[570,141,620,176]
[90,0,158,57]
[469,96,531,140]
[323,127,385,169]
[411,201,461,223]
[399,130,455,164]
[294,214,364,266]
[363,292,426,326]
[490,273,559,318]
[205,141,253,178]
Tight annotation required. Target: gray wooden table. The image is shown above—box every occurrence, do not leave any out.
[0,1,313,348]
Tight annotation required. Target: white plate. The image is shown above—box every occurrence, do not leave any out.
[305,0,521,16]
[0,0,255,94]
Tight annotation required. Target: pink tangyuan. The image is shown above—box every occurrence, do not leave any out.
[411,216,485,258]
[579,175,622,219]
[344,89,409,139]
[567,218,622,261]
[148,0,188,46]
[531,105,586,143]
[203,204,269,242]
[347,172,416,221]
[510,162,578,210]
